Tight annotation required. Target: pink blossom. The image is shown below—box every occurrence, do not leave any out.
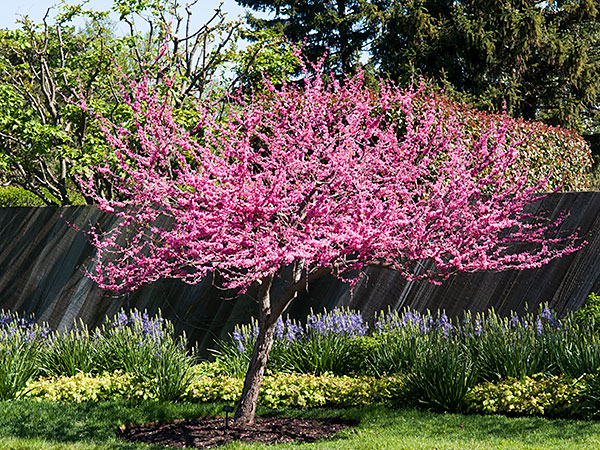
[78,57,583,295]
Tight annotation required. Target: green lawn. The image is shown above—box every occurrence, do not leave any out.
[0,401,599,450]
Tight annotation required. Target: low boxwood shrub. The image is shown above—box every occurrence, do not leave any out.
[465,374,587,418]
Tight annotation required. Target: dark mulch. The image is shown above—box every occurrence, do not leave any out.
[116,415,357,449]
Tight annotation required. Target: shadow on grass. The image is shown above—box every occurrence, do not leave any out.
[1,401,599,449]
[0,399,224,446]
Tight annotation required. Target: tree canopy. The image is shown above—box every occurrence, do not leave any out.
[236,0,375,76]
[78,54,582,424]
[372,0,600,132]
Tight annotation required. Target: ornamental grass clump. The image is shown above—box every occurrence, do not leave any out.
[97,309,196,401]
[368,310,430,376]
[213,309,369,376]
[401,330,477,412]
[0,311,48,400]
[468,306,564,382]
[368,309,456,376]
[38,320,101,377]
[546,314,600,378]
[280,309,369,375]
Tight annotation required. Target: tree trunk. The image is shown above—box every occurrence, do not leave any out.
[232,266,331,425]
[234,274,276,425]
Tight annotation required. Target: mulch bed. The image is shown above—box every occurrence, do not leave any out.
[116,415,358,448]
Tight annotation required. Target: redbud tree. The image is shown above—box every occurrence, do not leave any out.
[79,58,582,424]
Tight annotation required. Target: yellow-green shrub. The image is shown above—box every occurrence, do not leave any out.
[258,372,404,408]
[465,374,587,418]
[24,371,151,402]
[21,366,405,408]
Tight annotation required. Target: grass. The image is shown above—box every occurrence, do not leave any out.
[0,401,599,450]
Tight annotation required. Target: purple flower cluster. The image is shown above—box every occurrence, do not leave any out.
[274,318,304,344]
[435,313,454,337]
[0,311,49,343]
[232,317,304,352]
[231,324,260,353]
[111,309,165,342]
[227,305,565,356]
[375,310,440,335]
[306,309,368,338]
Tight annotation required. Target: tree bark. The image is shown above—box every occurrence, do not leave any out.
[234,274,276,425]
[232,266,331,424]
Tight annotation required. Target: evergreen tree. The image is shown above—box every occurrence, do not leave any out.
[238,1,599,133]
[371,0,600,132]
[235,0,376,76]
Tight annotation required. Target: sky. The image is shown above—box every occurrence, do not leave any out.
[0,0,254,31]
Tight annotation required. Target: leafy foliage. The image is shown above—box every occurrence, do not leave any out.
[466,374,587,418]
[96,310,196,401]
[423,92,594,191]
[0,186,46,207]
[0,0,242,205]
[576,292,600,327]
[24,369,405,409]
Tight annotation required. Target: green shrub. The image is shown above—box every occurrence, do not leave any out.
[346,336,380,375]
[466,374,587,418]
[21,365,405,409]
[0,186,45,207]
[185,370,404,408]
[0,185,86,206]
[579,374,600,418]
[576,293,600,328]
[257,372,404,408]
[24,371,150,402]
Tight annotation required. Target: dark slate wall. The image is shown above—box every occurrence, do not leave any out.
[2,191,600,354]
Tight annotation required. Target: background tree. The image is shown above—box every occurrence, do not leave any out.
[235,0,376,77]
[0,0,241,205]
[78,55,581,424]
[231,28,299,93]
[371,0,600,133]
[239,0,599,134]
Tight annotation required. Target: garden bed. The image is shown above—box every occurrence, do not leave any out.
[117,415,357,448]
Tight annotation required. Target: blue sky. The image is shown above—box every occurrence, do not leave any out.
[0,0,254,31]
